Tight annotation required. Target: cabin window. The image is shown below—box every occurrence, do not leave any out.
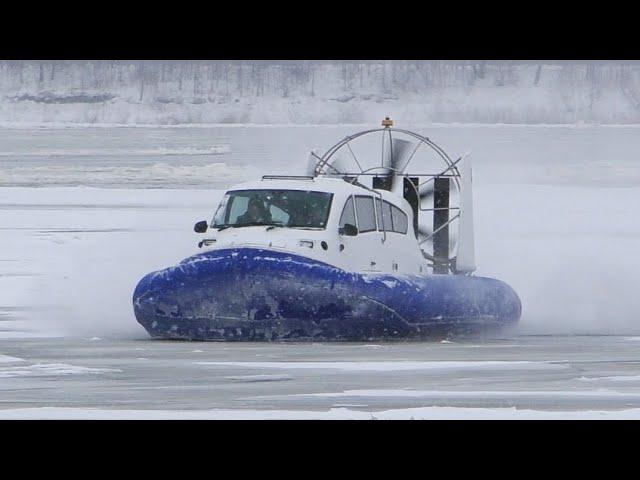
[391,205,408,234]
[212,194,230,226]
[375,198,393,232]
[339,196,356,228]
[373,198,408,234]
[212,190,333,229]
[354,196,376,233]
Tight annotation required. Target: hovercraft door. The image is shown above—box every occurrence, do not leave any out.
[354,195,383,273]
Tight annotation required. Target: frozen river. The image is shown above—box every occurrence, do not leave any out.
[1,123,639,418]
[3,335,640,419]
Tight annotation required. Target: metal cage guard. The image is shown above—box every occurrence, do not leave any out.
[309,119,465,274]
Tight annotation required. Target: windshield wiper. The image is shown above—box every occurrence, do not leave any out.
[243,221,285,230]
[214,222,285,230]
[265,224,285,231]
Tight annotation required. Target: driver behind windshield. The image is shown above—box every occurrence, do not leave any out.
[236,197,272,225]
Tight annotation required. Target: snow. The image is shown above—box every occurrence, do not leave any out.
[0,162,256,188]
[282,389,638,399]
[224,374,293,382]
[1,336,639,417]
[0,363,120,378]
[1,122,640,418]
[1,406,640,419]
[380,280,398,289]
[0,354,24,363]
[579,375,640,383]
[0,146,230,157]
[2,124,640,338]
[196,361,548,372]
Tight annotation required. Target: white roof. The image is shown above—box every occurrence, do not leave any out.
[225,176,407,206]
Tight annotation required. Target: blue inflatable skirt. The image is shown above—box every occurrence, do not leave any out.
[133,248,521,341]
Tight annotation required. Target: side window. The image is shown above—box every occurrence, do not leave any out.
[355,196,376,233]
[339,196,356,228]
[391,205,408,234]
[269,204,290,225]
[375,198,393,232]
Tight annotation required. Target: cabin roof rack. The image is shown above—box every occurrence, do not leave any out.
[262,175,315,181]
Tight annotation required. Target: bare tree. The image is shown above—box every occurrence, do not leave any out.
[193,61,199,97]
[138,61,145,102]
[310,64,315,97]
[534,64,543,86]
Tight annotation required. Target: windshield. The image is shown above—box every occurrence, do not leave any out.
[212,189,333,229]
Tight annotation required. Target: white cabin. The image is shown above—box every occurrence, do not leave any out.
[198,176,428,275]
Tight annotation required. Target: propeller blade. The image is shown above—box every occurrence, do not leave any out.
[389,139,416,193]
[326,154,356,176]
[418,181,435,201]
[418,227,433,238]
[417,216,433,238]
[390,138,414,173]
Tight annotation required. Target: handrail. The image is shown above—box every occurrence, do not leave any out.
[262,175,315,180]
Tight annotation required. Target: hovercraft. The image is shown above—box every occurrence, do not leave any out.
[133,118,521,341]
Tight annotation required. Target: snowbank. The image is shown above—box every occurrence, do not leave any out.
[1,405,639,419]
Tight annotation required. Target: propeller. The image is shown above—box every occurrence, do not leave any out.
[305,121,472,274]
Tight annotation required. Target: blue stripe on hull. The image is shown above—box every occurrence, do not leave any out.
[133,248,521,341]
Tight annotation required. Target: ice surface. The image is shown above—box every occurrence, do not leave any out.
[0,355,24,363]
[0,162,255,188]
[0,146,230,157]
[196,361,546,371]
[224,374,294,382]
[1,123,640,418]
[0,186,223,337]
[579,375,640,383]
[281,389,638,399]
[1,406,640,419]
[0,336,639,416]
[0,336,640,418]
[0,363,120,378]
[2,124,639,337]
